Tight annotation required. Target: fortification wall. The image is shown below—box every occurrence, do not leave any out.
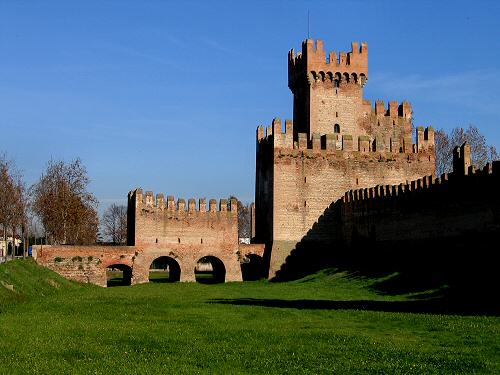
[33,245,136,287]
[271,143,500,281]
[126,189,242,282]
[33,191,244,286]
[128,189,238,247]
[340,162,500,247]
[255,118,435,277]
[33,242,245,286]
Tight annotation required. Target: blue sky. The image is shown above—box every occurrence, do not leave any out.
[1,0,499,212]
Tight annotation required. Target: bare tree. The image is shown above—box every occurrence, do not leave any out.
[435,125,499,175]
[31,158,99,245]
[229,196,251,239]
[102,204,127,244]
[0,155,27,258]
[435,129,452,176]
[0,156,13,257]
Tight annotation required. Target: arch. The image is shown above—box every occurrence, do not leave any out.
[351,73,358,84]
[319,71,325,82]
[194,256,226,284]
[149,256,181,283]
[334,72,341,87]
[326,72,333,82]
[360,73,367,85]
[343,72,350,83]
[241,254,265,281]
[106,264,132,287]
[334,124,341,134]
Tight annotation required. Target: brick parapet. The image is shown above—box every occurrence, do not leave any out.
[288,39,368,91]
[341,161,498,210]
[129,189,237,213]
[257,118,435,154]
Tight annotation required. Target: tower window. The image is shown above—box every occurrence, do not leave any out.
[334,124,340,133]
[336,112,338,118]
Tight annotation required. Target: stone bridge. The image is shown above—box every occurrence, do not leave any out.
[33,243,265,287]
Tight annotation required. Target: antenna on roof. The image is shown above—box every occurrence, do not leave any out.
[307,9,310,39]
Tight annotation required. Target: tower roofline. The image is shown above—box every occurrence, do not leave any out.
[288,39,368,90]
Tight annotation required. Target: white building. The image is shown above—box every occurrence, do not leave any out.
[0,237,22,257]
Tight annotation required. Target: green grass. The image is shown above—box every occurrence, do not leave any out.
[0,259,499,374]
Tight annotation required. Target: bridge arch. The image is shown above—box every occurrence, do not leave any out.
[194,255,226,284]
[241,254,265,281]
[149,256,181,283]
[106,264,132,287]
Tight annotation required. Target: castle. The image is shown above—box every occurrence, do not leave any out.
[255,39,435,277]
[33,38,499,287]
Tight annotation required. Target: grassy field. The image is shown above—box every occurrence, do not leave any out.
[0,259,499,374]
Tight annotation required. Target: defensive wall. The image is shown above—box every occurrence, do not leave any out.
[34,189,266,286]
[255,117,435,278]
[273,143,500,283]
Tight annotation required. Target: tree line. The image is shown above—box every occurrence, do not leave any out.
[0,124,497,257]
[0,156,128,259]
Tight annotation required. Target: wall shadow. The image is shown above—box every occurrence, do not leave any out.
[270,180,500,309]
[273,201,340,282]
[209,296,500,317]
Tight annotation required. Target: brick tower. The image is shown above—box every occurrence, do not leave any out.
[289,39,368,140]
[255,38,436,278]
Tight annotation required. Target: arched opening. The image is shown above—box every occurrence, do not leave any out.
[334,72,341,87]
[334,124,340,133]
[241,254,265,281]
[106,264,132,287]
[149,256,181,283]
[343,72,350,83]
[195,256,226,284]
[351,73,358,84]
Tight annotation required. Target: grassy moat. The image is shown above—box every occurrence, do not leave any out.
[0,259,499,374]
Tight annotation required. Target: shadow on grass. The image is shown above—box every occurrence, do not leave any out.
[209,297,500,316]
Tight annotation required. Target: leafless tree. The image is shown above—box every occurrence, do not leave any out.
[102,204,127,244]
[0,155,27,258]
[31,158,99,245]
[435,125,499,175]
[229,196,251,239]
[434,129,453,176]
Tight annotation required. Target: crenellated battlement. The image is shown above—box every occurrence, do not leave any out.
[128,189,237,214]
[257,117,434,154]
[341,160,498,208]
[288,39,368,91]
[374,100,413,120]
